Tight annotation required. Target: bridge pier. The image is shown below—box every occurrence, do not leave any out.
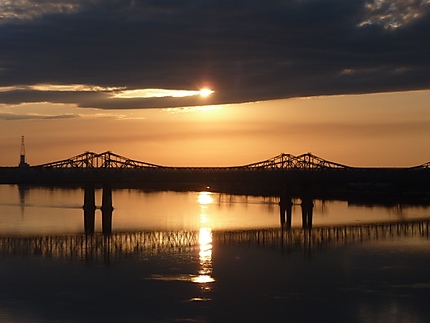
[301,197,314,229]
[82,184,113,235]
[84,208,96,234]
[83,184,96,210]
[279,193,293,229]
[101,185,114,213]
[102,209,112,235]
[101,185,113,235]
[83,185,96,234]
[278,190,314,229]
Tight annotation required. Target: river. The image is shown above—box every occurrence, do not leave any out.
[0,185,429,322]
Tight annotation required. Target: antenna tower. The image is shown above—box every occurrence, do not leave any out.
[19,136,29,167]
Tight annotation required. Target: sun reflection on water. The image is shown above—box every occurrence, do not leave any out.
[192,227,215,284]
[192,192,215,284]
[197,191,213,205]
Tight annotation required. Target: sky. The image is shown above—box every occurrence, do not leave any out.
[1,0,430,167]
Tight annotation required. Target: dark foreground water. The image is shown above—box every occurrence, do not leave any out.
[0,185,430,322]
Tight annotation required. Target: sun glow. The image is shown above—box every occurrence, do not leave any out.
[199,88,214,97]
[198,191,213,205]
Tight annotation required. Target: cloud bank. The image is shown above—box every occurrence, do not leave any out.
[0,0,429,109]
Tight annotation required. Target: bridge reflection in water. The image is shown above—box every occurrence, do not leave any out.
[0,220,428,262]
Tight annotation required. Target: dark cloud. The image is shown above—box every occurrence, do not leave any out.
[0,112,79,121]
[0,0,429,109]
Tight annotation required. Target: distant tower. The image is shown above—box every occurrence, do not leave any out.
[19,136,29,167]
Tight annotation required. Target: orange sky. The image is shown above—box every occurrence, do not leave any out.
[1,90,430,168]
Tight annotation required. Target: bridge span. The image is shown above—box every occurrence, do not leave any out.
[33,151,351,170]
[28,150,430,170]
[1,151,430,198]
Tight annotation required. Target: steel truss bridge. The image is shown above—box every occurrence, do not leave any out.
[33,151,430,170]
[34,151,351,170]
[33,151,352,170]
[0,220,428,262]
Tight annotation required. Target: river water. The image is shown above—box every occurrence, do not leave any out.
[0,185,430,322]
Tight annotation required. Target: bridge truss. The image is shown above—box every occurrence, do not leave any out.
[34,151,351,170]
[35,151,165,169]
[242,153,350,170]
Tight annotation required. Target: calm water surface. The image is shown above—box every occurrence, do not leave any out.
[0,185,430,322]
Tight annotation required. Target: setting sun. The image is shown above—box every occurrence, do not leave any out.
[199,88,214,97]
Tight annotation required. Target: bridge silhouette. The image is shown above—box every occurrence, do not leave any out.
[33,151,352,170]
[32,150,430,170]
[2,151,430,201]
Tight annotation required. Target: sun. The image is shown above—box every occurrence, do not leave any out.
[199,88,214,97]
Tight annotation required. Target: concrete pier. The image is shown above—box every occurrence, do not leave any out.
[82,184,113,235]
[83,184,96,210]
[101,185,114,212]
[279,191,314,229]
[83,185,96,234]
[301,197,314,229]
[84,208,96,234]
[101,184,113,235]
[102,209,113,235]
[279,193,293,229]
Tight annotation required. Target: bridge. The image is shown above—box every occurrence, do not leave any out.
[2,151,430,199]
[33,151,352,170]
[28,150,430,170]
